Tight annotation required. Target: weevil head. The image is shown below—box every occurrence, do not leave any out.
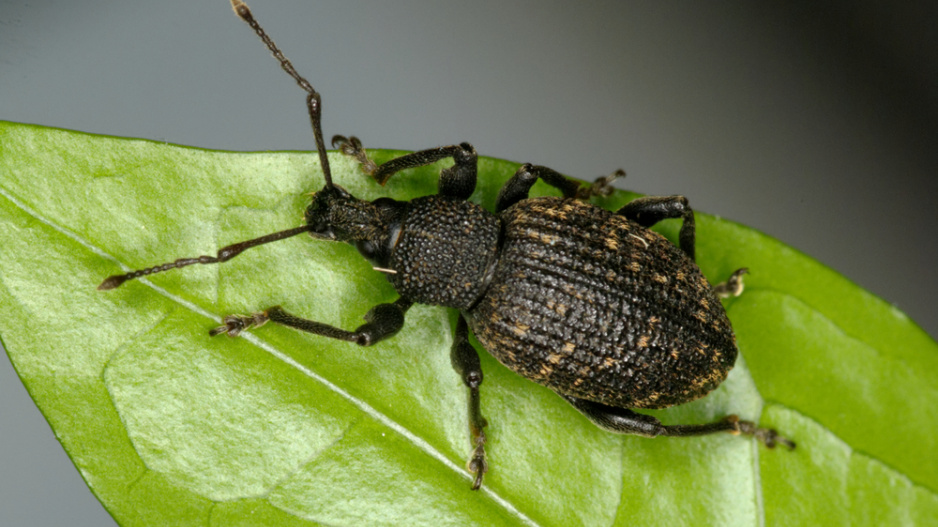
[305,184,351,241]
[305,184,405,267]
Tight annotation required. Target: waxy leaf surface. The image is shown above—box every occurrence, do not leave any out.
[1,122,936,526]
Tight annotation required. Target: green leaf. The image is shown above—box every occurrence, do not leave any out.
[1,120,936,526]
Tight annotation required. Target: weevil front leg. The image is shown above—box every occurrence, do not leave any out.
[561,395,795,449]
[212,297,413,346]
[331,135,378,176]
[333,135,478,200]
[450,315,489,490]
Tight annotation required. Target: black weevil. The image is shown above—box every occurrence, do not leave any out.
[98,0,794,490]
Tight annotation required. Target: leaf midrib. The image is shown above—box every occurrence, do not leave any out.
[13,157,933,526]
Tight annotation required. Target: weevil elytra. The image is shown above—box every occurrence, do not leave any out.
[98,0,793,490]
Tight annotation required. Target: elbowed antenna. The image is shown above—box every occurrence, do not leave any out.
[230,0,334,189]
[98,225,310,290]
[99,4,338,292]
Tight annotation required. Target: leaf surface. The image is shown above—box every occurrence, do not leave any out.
[1,121,936,526]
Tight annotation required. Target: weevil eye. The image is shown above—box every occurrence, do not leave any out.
[328,184,351,199]
[356,239,377,259]
[311,220,331,234]
[372,197,398,211]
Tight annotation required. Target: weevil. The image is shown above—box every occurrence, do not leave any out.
[98,0,794,490]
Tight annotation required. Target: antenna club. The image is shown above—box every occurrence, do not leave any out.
[230,0,249,19]
[98,275,127,291]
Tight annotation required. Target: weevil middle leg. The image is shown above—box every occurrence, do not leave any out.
[617,195,697,260]
[450,314,489,490]
[495,164,621,213]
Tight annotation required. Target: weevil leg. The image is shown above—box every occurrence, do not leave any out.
[496,164,576,213]
[713,267,749,298]
[332,135,378,176]
[496,164,623,213]
[334,140,478,200]
[561,395,795,449]
[450,315,489,490]
[577,169,623,199]
[617,195,696,261]
[211,297,413,346]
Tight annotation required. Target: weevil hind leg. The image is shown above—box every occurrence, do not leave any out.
[450,314,489,489]
[713,267,749,298]
[561,395,795,449]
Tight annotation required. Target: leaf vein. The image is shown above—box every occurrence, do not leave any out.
[742,286,937,391]
[764,400,938,499]
[0,181,541,527]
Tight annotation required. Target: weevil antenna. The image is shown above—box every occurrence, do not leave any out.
[98,225,311,290]
[230,0,334,189]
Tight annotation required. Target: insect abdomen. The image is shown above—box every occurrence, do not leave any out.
[466,197,737,409]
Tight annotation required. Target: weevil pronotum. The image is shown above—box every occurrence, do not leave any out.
[99,0,793,490]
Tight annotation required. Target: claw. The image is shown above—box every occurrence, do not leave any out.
[331,134,377,175]
[468,445,489,490]
[725,415,796,450]
[331,134,359,153]
[714,267,749,299]
[467,430,489,490]
[576,169,624,200]
[754,427,797,450]
[209,311,269,337]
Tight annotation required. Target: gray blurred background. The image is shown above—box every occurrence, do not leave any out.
[2,1,936,524]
